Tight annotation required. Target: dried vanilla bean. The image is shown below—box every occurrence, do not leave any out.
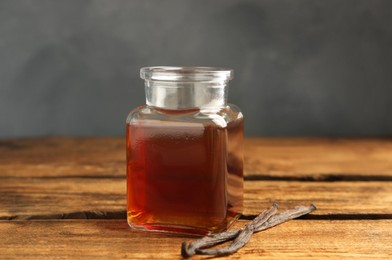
[181,203,317,258]
[255,204,317,232]
[181,203,278,257]
[181,230,239,258]
[195,203,278,256]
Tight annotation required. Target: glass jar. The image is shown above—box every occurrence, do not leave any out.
[126,66,244,235]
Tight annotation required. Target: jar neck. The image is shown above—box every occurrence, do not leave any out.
[145,80,228,109]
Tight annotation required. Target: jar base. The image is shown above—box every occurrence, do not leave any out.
[127,213,241,236]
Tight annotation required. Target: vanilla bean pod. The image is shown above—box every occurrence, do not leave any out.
[181,203,317,258]
[195,203,278,256]
[255,204,317,232]
[181,230,239,258]
[196,204,316,256]
[181,203,278,257]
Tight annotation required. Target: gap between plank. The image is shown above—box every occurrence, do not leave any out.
[1,174,391,182]
[0,175,125,179]
[240,213,392,220]
[1,211,392,221]
[245,174,392,182]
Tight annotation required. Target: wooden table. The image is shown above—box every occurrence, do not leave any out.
[0,137,391,259]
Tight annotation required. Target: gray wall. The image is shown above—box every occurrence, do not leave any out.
[0,0,391,137]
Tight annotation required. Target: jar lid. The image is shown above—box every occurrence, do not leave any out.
[140,66,233,82]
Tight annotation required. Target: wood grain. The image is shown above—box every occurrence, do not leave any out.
[1,137,392,178]
[0,137,124,178]
[1,177,391,218]
[0,137,391,259]
[0,177,125,218]
[244,137,392,178]
[0,220,390,259]
[243,181,392,215]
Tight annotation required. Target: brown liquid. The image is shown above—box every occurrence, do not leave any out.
[126,112,243,235]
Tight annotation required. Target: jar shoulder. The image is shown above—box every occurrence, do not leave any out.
[126,105,151,124]
[196,104,243,128]
[126,104,243,128]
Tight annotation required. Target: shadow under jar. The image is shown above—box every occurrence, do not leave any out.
[126,67,244,235]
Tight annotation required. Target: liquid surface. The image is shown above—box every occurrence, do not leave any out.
[126,112,243,235]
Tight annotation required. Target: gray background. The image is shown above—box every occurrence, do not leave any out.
[0,0,391,137]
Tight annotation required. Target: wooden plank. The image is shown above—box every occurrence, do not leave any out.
[1,177,391,218]
[0,177,125,218]
[243,181,392,215]
[245,137,392,178]
[0,220,390,259]
[0,137,125,177]
[1,137,392,178]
